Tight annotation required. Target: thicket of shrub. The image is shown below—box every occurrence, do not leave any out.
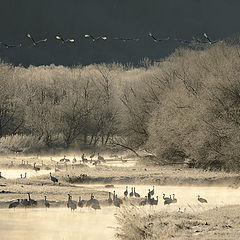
[0,40,240,170]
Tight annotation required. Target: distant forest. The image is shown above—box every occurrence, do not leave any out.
[0,41,240,170]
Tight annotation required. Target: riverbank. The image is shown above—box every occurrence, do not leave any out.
[116,205,240,240]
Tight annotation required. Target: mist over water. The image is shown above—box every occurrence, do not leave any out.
[0,208,116,240]
[0,169,51,179]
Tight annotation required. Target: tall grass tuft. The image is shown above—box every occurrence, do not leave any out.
[115,206,185,240]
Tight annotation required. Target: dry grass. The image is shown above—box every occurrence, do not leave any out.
[116,205,240,240]
[0,134,44,153]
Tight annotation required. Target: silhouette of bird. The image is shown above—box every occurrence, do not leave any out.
[82,154,88,163]
[172,194,177,203]
[203,33,220,45]
[149,186,154,196]
[121,157,127,163]
[78,196,85,208]
[21,198,30,207]
[56,35,74,43]
[148,33,170,42]
[69,196,77,211]
[0,42,22,48]
[27,193,37,206]
[23,172,27,178]
[139,196,148,206]
[33,163,40,172]
[163,194,171,201]
[9,199,20,209]
[91,202,101,210]
[86,194,99,207]
[27,33,47,47]
[67,194,71,208]
[197,195,207,203]
[147,189,151,200]
[107,192,113,205]
[92,161,98,167]
[149,196,158,206]
[60,155,66,162]
[44,196,50,208]
[129,187,134,197]
[84,34,107,41]
[164,195,172,205]
[134,187,140,197]
[49,172,58,184]
[72,156,77,163]
[124,186,128,197]
[113,194,123,208]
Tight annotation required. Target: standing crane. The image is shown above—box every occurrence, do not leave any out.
[124,186,128,198]
[107,192,113,206]
[78,196,85,208]
[129,187,134,197]
[44,196,50,208]
[9,199,20,209]
[27,193,37,206]
[139,196,148,206]
[33,163,40,172]
[172,194,177,203]
[49,172,58,184]
[197,195,208,203]
[149,186,154,196]
[134,187,140,198]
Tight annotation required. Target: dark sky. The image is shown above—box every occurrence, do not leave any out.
[0,0,239,66]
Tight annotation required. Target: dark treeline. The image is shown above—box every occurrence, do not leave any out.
[1,41,240,170]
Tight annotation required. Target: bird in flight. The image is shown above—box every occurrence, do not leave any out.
[56,35,74,43]
[113,37,140,42]
[0,42,22,48]
[84,34,107,41]
[148,32,170,42]
[203,33,220,44]
[27,33,47,47]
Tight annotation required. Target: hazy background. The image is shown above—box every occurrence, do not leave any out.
[0,0,239,66]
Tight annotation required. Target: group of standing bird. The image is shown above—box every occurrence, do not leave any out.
[58,153,105,166]
[9,193,38,209]
[0,32,221,49]
[67,193,101,211]
[8,188,208,210]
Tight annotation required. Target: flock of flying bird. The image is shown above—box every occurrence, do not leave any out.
[8,185,208,210]
[0,32,221,49]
